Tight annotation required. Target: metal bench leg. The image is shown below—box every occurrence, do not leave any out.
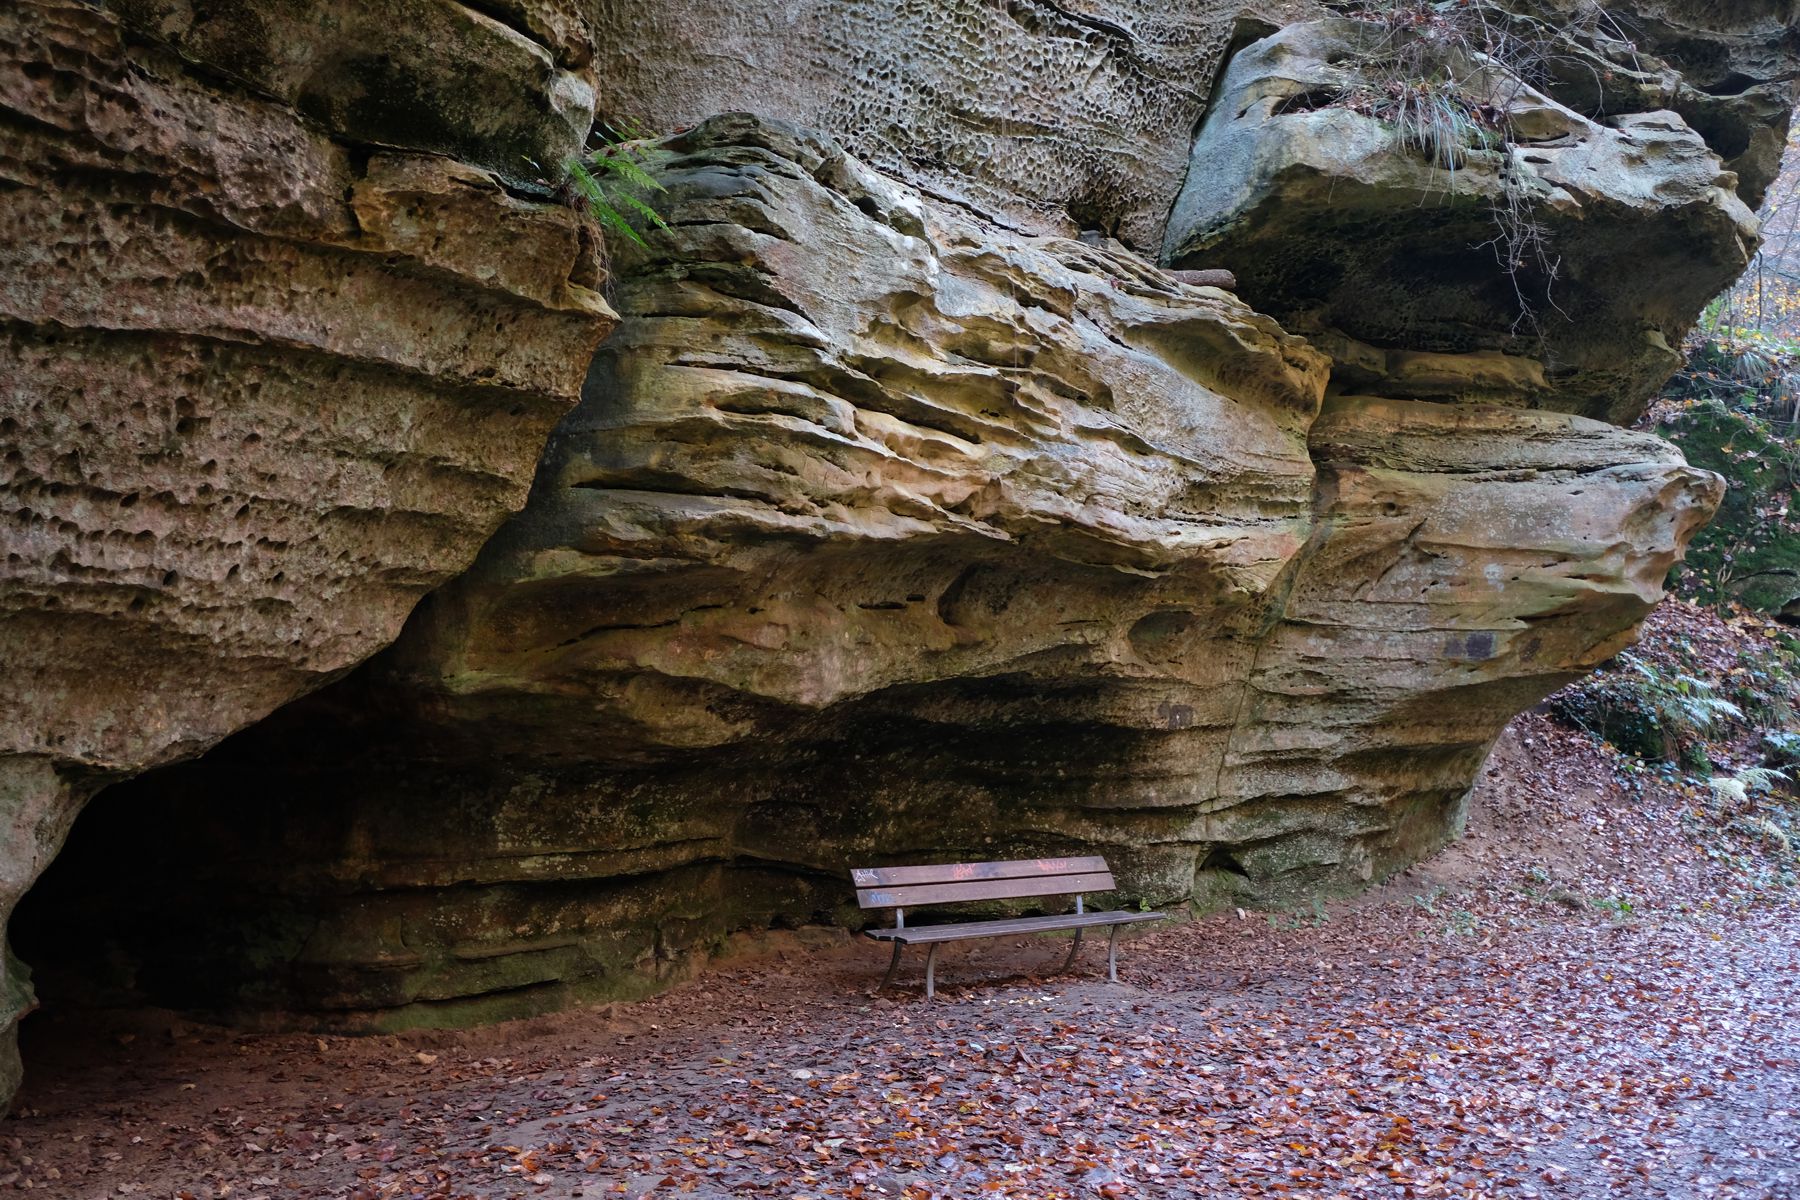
[924,943,940,1001]
[1107,925,1121,982]
[874,941,903,994]
[1058,927,1084,974]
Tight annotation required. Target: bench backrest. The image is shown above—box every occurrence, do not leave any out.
[851,856,1114,911]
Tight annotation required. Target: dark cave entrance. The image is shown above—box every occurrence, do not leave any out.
[10,765,282,1026]
[8,668,1230,1090]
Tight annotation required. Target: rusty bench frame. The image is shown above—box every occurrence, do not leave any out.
[852,856,1165,999]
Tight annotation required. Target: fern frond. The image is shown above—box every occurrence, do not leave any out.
[601,116,651,142]
[566,160,609,205]
[591,197,651,249]
[613,189,671,231]
[595,151,665,193]
[1710,775,1749,807]
[562,137,668,250]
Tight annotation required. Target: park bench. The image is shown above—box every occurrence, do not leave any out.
[853,855,1165,999]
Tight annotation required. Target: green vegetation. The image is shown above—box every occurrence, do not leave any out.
[1588,893,1635,923]
[1335,0,1522,172]
[1551,652,1740,766]
[1549,606,1799,894]
[1327,0,1608,331]
[561,120,671,251]
[1412,885,1481,936]
[1653,331,1800,618]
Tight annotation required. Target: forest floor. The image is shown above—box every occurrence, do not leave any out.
[3,604,1798,1200]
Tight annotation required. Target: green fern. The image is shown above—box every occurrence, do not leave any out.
[1625,655,1743,739]
[1553,651,1744,763]
[562,125,670,250]
[1767,730,1800,764]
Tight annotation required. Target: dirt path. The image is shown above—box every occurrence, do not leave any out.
[4,716,1798,1200]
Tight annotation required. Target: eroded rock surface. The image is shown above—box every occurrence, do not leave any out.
[1218,397,1720,890]
[1477,2,1800,208]
[1162,15,1766,425]
[6,0,1793,1088]
[590,0,1272,250]
[23,117,1719,1029]
[0,0,614,1097]
[106,0,599,188]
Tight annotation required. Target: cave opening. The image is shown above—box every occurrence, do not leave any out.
[7,665,1234,1088]
[11,765,275,1026]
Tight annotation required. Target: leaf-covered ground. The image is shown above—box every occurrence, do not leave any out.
[4,608,1798,1200]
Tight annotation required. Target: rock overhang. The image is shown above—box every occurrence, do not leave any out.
[17,111,1728,1032]
[1162,15,1768,425]
[2,0,1792,1100]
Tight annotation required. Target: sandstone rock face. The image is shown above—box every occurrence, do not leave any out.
[1162,16,1765,425]
[592,1,1800,250]
[5,0,1789,1092]
[1221,397,1720,890]
[107,0,599,189]
[396,114,1331,739]
[1504,1,1800,208]
[589,0,1261,250]
[22,116,1719,1030]
[0,0,613,1097]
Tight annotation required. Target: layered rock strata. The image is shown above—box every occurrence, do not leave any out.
[589,0,1800,255]
[1162,16,1765,424]
[24,116,1719,1029]
[7,0,1793,1093]
[0,0,614,1098]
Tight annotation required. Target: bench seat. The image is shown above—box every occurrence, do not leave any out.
[852,855,1167,998]
[865,908,1164,944]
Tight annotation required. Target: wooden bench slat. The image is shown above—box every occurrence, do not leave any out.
[851,856,1108,889]
[853,854,1167,997]
[866,910,1166,944]
[855,871,1115,910]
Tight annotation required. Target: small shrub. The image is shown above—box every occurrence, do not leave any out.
[1551,653,1741,764]
[1729,644,1799,730]
[1335,2,1522,165]
[1765,729,1800,767]
[1590,894,1635,923]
